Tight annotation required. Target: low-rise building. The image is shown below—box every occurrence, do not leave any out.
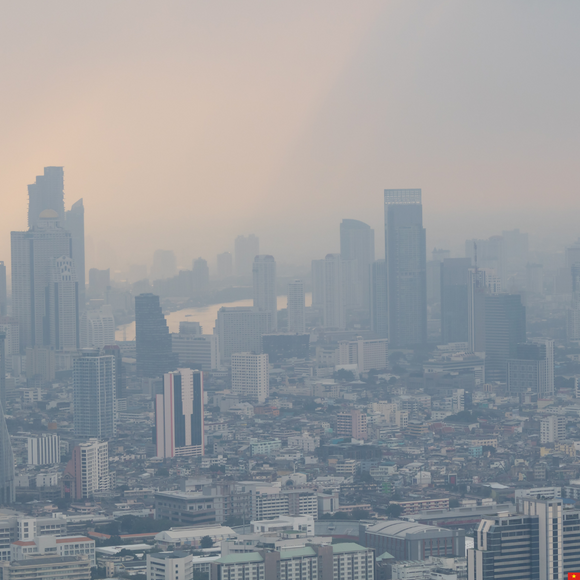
[0,556,91,580]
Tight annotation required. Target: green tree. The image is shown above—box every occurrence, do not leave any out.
[200,536,214,549]
[386,504,403,518]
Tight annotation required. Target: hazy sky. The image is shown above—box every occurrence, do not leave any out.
[1,1,579,273]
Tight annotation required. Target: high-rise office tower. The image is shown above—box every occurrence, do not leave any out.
[216,252,233,279]
[467,268,501,354]
[235,234,259,277]
[0,393,15,504]
[103,344,125,399]
[151,249,177,281]
[48,256,80,350]
[27,167,65,228]
[231,353,269,403]
[384,189,427,347]
[426,249,450,311]
[73,350,116,439]
[484,293,526,383]
[0,318,18,375]
[11,210,74,351]
[468,511,539,580]
[0,261,6,316]
[65,198,85,311]
[322,254,345,329]
[568,264,580,343]
[80,305,115,349]
[215,307,272,365]
[340,219,375,313]
[311,259,325,309]
[155,369,204,458]
[520,498,563,580]
[0,333,5,412]
[253,255,277,331]
[440,258,471,344]
[135,294,177,377]
[371,260,388,338]
[507,341,553,398]
[192,258,210,293]
[287,280,305,333]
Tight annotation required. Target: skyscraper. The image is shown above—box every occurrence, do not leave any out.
[11,209,74,351]
[507,342,553,398]
[64,440,110,499]
[311,259,325,309]
[65,198,85,311]
[322,254,345,329]
[467,268,501,354]
[231,353,269,403]
[103,344,126,399]
[235,234,259,277]
[440,258,471,344]
[484,293,526,383]
[253,255,277,331]
[73,350,116,439]
[215,307,272,364]
[0,261,6,316]
[0,394,15,504]
[287,280,305,333]
[340,219,375,313]
[155,369,204,458]
[135,293,177,378]
[48,256,80,350]
[567,264,580,343]
[192,258,210,293]
[27,167,65,228]
[384,189,427,347]
[80,305,115,349]
[216,251,233,279]
[0,332,5,412]
[371,260,388,338]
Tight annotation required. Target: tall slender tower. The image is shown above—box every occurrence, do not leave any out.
[135,293,177,377]
[11,210,74,351]
[0,393,15,504]
[340,219,375,313]
[252,255,277,331]
[28,167,65,228]
[371,260,388,338]
[384,189,427,347]
[287,280,305,333]
[73,350,116,439]
[322,254,345,329]
[0,261,6,316]
[440,258,471,344]
[65,198,85,311]
[155,369,204,458]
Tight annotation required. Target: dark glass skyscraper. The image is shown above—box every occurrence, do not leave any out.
[28,166,65,228]
[135,293,177,377]
[440,258,471,344]
[484,293,526,383]
[384,189,427,347]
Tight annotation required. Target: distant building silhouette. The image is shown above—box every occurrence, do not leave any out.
[440,258,471,344]
[322,254,345,330]
[216,252,233,279]
[151,249,177,281]
[27,166,65,228]
[253,255,277,331]
[371,260,388,338]
[65,198,85,310]
[11,210,77,351]
[0,261,6,316]
[0,388,15,504]
[340,219,375,313]
[484,293,526,383]
[384,189,427,346]
[235,234,259,277]
[135,293,177,377]
[192,257,210,293]
[287,280,305,333]
[507,339,554,398]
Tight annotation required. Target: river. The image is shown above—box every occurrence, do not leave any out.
[115,293,313,341]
